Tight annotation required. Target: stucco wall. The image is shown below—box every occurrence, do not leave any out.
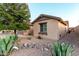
[58,22,68,38]
[33,19,59,40]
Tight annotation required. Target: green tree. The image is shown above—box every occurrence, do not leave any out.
[0,3,31,34]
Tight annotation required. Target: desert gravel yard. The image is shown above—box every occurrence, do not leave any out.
[10,48,52,56]
[10,36,54,56]
[9,29,79,56]
[2,31,79,56]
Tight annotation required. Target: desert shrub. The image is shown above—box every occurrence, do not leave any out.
[37,36,42,39]
[52,42,73,56]
[0,35,17,56]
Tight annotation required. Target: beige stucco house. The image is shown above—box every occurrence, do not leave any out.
[32,14,69,40]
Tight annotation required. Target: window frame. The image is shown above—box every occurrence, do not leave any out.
[39,22,47,35]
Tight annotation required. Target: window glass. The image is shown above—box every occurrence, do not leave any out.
[40,23,47,32]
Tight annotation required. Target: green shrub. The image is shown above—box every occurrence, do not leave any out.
[0,35,17,56]
[52,42,73,56]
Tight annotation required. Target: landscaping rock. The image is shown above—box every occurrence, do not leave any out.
[43,47,49,51]
[31,43,36,48]
[23,43,27,48]
[13,46,19,50]
[35,43,41,49]
[23,43,30,48]
[47,43,52,49]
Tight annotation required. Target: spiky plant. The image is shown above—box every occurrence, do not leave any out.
[52,42,73,56]
[0,35,17,56]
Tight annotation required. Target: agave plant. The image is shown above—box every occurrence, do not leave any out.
[0,35,17,56]
[52,42,73,56]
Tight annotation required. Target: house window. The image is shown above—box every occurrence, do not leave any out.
[40,23,47,33]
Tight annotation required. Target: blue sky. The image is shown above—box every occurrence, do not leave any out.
[28,3,79,27]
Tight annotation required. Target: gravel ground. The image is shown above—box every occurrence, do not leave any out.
[10,48,52,56]
[59,31,79,56]
[10,36,54,56]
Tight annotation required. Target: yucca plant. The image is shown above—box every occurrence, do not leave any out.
[0,35,17,56]
[52,42,73,56]
[9,35,18,42]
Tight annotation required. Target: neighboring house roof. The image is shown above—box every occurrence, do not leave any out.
[32,14,68,25]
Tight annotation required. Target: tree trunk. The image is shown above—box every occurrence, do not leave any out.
[14,29,16,35]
